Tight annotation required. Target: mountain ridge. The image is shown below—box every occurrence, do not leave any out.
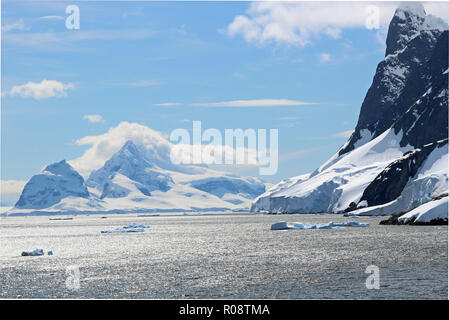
[251,4,448,224]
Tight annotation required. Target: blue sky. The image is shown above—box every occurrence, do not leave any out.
[2,1,446,186]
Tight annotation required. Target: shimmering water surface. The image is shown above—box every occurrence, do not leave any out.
[0,213,447,299]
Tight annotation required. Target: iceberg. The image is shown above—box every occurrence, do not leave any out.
[122,222,150,229]
[21,249,44,256]
[271,221,369,230]
[101,222,150,233]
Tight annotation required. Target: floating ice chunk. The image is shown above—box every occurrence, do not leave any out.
[270,222,289,230]
[122,222,150,229]
[271,221,369,230]
[101,227,145,233]
[331,221,370,227]
[101,222,150,233]
[21,249,44,256]
[47,251,53,255]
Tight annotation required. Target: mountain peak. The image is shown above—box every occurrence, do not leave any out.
[395,2,426,18]
[16,160,89,209]
[119,140,140,157]
[43,160,73,175]
[386,3,448,56]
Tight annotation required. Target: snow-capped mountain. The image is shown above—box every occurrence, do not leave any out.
[15,160,89,210]
[86,140,174,199]
[8,136,267,215]
[252,4,448,224]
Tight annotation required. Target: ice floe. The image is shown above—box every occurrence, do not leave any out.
[101,222,150,233]
[21,249,44,256]
[271,221,369,230]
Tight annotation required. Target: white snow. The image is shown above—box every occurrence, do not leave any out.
[13,160,89,210]
[270,221,369,230]
[253,128,413,213]
[398,196,448,223]
[349,143,448,217]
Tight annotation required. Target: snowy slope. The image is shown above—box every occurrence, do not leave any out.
[251,4,448,223]
[252,128,414,213]
[397,196,448,224]
[347,142,448,217]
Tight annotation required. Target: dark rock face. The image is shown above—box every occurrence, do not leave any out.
[351,29,448,210]
[15,160,89,209]
[394,31,448,148]
[339,7,448,156]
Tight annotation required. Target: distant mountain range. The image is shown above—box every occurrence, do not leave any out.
[7,138,266,215]
[251,4,448,224]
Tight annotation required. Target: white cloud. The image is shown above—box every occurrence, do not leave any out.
[84,114,105,124]
[5,30,155,50]
[40,16,64,20]
[227,2,449,47]
[320,53,331,63]
[192,99,313,107]
[333,130,354,138]
[69,121,267,178]
[154,102,182,107]
[2,19,27,32]
[9,80,74,100]
[0,180,26,206]
[69,122,173,177]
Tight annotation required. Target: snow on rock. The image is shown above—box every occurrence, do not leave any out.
[252,128,413,213]
[348,143,448,217]
[15,160,89,210]
[397,196,448,224]
[87,140,174,198]
[270,221,369,230]
[339,4,447,156]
